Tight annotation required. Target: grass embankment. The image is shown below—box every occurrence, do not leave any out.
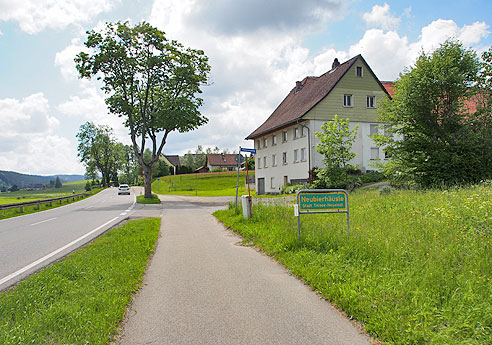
[151,171,256,197]
[214,185,492,345]
[136,194,161,204]
[0,181,103,220]
[0,218,160,345]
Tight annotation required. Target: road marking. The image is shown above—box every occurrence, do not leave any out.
[120,212,127,215]
[0,216,119,287]
[85,206,95,209]
[30,217,57,226]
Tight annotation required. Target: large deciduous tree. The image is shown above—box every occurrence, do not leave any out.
[75,21,210,198]
[374,40,492,187]
[76,121,121,187]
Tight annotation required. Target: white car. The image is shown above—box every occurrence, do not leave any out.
[118,184,131,195]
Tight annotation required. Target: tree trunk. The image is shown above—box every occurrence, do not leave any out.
[143,165,153,198]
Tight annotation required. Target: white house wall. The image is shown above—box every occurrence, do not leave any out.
[309,120,384,173]
[254,126,309,194]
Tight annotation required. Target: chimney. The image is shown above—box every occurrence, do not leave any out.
[332,58,340,69]
[295,81,302,93]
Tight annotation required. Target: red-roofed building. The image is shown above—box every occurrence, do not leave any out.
[247,55,392,194]
[206,154,242,171]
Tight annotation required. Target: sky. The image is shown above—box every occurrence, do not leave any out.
[0,0,491,176]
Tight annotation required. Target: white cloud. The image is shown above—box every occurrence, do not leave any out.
[54,38,87,81]
[362,3,401,31]
[146,1,491,155]
[345,20,490,81]
[0,93,82,175]
[0,0,114,34]
[57,85,130,144]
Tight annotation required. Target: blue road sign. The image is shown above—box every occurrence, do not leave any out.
[240,147,256,154]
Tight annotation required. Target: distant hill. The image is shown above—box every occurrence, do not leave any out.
[0,170,86,188]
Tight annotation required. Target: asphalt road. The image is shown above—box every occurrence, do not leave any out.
[0,187,140,291]
[118,194,370,345]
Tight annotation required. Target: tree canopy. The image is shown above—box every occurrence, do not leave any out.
[75,21,210,197]
[314,115,359,189]
[374,40,492,187]
[76,121,123,187]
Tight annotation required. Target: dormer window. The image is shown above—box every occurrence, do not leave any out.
[356,66,363,78]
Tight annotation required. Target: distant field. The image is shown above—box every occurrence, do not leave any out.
[0,180,88,204]
[0,181,102,219]
[151,172,256,197]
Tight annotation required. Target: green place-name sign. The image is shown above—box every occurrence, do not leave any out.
[298,192,347,212]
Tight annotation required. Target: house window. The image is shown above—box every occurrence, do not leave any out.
[272,135,277,145]
[343,94,353,107]
[258,158,261,169]
[370,124,379,136]
[294,149,299,162]
[257,140,261,150]
[263,138,268,148]
[301,126,308,137]
[282,131,288,142]
[271,177,275,189]
[263,156,267,168]
[356,66,363,78]
[284,176,289,186]
[272,154,277,166]
[282,152,287,164]
[367,96,376,108]
[294,127,299,139]
[301,148,306,161]
[371,147,379,160]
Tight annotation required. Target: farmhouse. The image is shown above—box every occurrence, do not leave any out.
[206,154,241,171]
[247,55,392,194]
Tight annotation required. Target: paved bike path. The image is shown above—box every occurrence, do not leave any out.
[117,194,370,345]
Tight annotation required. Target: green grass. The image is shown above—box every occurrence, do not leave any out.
[0,180,89,200]
[0,186,103,220]
[152,171,256,197]
[0,218,160,345]
[136,194,161,204]
[214,184,492,345]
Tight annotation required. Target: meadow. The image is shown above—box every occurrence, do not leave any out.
[214,183,492,344]
[151,171,256,197]
[0,218,160,345]
[0,180,89,204]
[0,181,102,219]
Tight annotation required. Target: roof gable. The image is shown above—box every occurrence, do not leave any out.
[246,55,390,139]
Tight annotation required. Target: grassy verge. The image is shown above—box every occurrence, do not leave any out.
[136,194,161,204]
[0,218,160,344]
[0,187,104,220]
[214,184,492,345]
[152,171,256,197]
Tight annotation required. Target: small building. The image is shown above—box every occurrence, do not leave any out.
[160,155,181,175]
[194,166,209,174]
[206,154,242,171]
[247,54,392,194]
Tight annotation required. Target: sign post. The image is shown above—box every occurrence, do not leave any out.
[235,147,256,216]
[296,189,350,243]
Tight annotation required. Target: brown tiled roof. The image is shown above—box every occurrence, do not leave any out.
[206,154,238,167]
[246,54,390,139]
[164,155,181,167]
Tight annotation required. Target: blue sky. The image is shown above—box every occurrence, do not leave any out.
[0,0,491,175]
